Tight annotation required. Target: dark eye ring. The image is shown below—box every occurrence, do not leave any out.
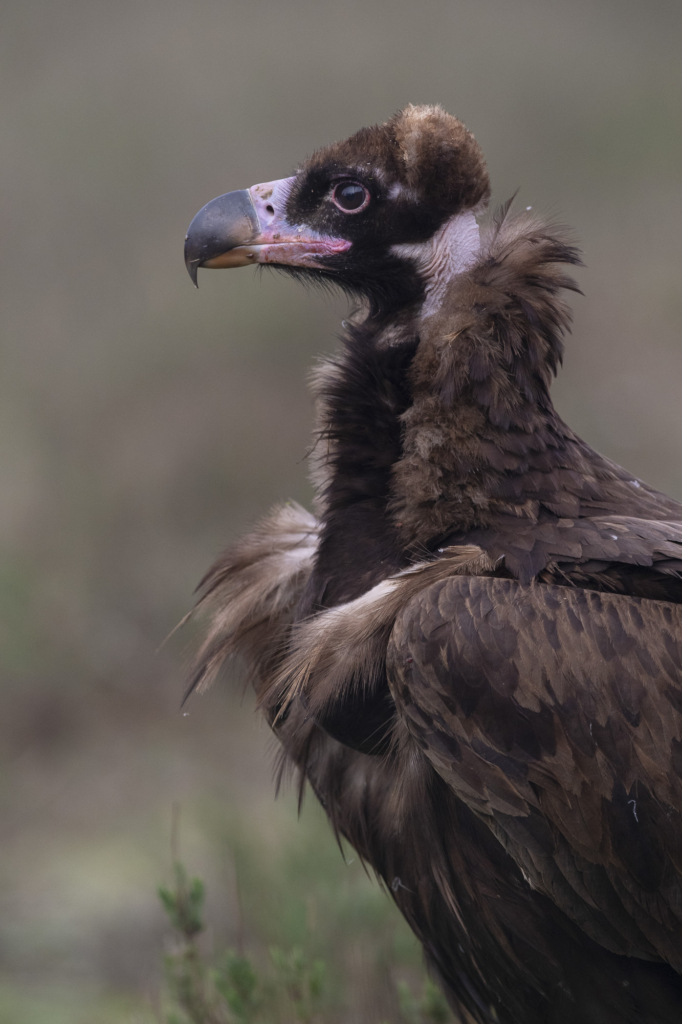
[331,181,370,213]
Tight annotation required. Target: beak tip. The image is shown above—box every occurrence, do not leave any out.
[185,257,200,288]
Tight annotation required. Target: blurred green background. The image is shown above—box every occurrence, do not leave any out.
[1,0,681,1020]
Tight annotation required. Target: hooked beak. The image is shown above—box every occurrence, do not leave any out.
[184,177,351,286]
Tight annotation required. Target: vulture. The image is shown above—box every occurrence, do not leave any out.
[183,106,682,1023]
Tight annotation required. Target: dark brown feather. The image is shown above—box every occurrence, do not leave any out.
[388,576,682,967]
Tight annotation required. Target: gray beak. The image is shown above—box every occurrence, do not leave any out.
[184,189,260,287]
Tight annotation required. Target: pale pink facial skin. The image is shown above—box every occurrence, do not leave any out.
[203,176,351,269]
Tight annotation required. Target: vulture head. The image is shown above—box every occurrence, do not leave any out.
[184,105,490,315]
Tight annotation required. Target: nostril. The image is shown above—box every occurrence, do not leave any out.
[266,204,274,215]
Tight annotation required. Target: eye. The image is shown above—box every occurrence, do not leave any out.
[332,181,370,213]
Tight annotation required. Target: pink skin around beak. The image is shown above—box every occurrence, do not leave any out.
[202,177,352,269]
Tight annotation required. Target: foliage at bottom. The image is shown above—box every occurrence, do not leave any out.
[159,861,452,1024]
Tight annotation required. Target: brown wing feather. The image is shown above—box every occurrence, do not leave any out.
[388,575,682,967]
[446,515,682,585]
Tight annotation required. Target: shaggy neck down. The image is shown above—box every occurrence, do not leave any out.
[305,212,588,609]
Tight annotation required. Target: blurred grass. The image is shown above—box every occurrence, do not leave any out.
[0,769,435,1023]
[157,836,448,1024]
[0,987,155,1024]
[0,0,680,1020]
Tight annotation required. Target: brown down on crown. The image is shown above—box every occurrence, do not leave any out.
[301,103,491,216]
